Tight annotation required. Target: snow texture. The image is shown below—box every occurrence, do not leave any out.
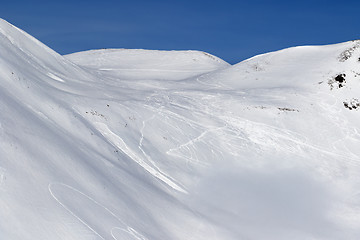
[1,18,360,239]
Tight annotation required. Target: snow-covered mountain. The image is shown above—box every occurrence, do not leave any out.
[1,18,360,239]
[66,48,229,81]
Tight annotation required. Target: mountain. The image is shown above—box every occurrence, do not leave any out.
[1,18,360,240]
[65,48,229,81]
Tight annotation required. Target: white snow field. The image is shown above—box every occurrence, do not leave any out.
[1,18,360,239]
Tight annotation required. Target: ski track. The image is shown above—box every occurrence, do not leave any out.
[147,91,360,168]
[49,183,106,240]
[94,122,187,193]
[111,227,148,240]
[221,114,360,160]
[167,126,225,167]
[138,115,183,187]
[49,183,143,240]
[146,104,213,167]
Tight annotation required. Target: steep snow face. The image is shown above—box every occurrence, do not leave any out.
[0,19,88,79]
[66,48,229,80]
[1,18,360,240]
[0,19,232,240]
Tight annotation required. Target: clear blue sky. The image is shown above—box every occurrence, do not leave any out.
[1,0,359,64]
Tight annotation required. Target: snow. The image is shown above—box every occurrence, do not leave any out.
[66,49,229,81]
[1,18,360,239]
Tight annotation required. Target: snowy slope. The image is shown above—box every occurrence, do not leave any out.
[66,49,229,80]
[1,18,360,240]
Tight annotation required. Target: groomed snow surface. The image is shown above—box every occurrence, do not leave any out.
[1,18,360,239]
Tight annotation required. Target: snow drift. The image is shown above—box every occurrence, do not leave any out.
[1,18,360,239]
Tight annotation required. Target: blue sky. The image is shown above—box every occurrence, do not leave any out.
[1,0,359,64]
